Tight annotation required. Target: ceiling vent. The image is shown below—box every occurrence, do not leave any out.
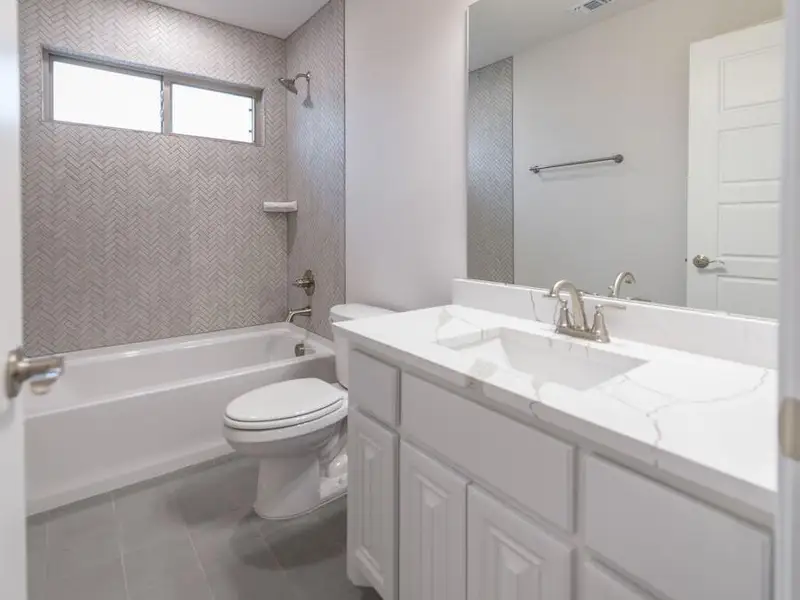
[571,0,616,14]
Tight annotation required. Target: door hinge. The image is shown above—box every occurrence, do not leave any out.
[780,397,800,461]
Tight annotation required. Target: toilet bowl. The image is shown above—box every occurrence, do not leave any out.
[222,304,395,520]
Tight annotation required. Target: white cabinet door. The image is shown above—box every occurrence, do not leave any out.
[348,409,398,600]
[687,20,784,317]
[468,487,572,600]
[400,442,468,600]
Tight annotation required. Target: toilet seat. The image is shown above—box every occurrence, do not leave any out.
[224,378,346,431]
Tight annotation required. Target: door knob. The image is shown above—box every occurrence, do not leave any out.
[692,255,726,269]
[5,348,64,400]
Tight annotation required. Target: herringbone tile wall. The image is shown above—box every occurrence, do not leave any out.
[286,0,345,339]
[468,58,514,285]
[20,0,289,355]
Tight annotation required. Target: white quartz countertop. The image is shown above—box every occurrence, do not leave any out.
[335,305,778,516]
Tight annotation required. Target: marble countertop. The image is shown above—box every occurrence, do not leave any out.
[334,305,778,516]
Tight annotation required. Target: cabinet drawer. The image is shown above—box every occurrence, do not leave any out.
[582,561,655,600]
[349,351,400,426]
[402,373,575,531]
[584,456,771,600]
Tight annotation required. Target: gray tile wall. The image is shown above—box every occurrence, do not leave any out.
[286,0,345,339]
[20,0,289,355]
[468,58,514,285]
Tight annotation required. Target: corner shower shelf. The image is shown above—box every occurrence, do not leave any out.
[263,201,298,213]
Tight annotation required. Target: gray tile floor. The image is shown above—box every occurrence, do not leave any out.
[27,457,380,600]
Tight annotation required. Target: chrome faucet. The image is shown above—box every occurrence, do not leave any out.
[548,279,611,343]
[286,306,312,323]
[608,271,636,298]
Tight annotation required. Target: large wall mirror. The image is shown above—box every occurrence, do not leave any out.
[468,0,783,319]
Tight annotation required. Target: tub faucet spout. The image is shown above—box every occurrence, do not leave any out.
[286,306,312,323]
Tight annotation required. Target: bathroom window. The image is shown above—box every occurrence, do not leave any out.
[170,84,255,143]
[50,59,163,133]
[46,53,261,144]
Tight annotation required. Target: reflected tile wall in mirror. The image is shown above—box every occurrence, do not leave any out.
[467,0,783,319]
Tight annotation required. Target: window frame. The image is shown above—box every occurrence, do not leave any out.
[43,50,263,145]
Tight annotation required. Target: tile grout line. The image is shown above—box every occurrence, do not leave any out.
[110,495,132,600]
[42,520,49,598]
[253,521,308,600]
[185,523,217,600]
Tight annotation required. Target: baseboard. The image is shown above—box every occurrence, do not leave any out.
[27,443,234,516]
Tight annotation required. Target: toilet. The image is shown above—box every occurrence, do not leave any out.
[223,304,395,520]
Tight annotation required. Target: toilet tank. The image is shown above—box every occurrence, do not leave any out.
[329,304,396,388]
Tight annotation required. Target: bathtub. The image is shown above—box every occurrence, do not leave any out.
[25,324,336,514]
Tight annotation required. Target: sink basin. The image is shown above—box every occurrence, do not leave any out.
[437,327,645,391]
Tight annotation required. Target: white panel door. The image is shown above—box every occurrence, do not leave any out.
[687,20,784,318]
[467,487,572,600]
[399,442,467,600]
[347,409,398,600]
[778,2,800,599]
[0,0,26,596]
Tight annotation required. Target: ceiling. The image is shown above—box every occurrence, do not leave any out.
[469,0,654,70]
[150,0,329,39]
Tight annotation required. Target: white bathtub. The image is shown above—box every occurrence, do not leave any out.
[25,324,336,514]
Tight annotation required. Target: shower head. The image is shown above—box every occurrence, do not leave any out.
[277,71,311,95]
[278,77,298,94]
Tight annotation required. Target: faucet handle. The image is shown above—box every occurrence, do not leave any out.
[293,269,316,297]
[591,305,611,343]
[554,299,572,329]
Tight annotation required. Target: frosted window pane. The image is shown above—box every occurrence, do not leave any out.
[172,84,255,143]
[52,61,162,132]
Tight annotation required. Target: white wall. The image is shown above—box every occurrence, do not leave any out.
[345,0,472,311]
[513,0,782,305]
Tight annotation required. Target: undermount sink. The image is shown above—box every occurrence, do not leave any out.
[437,327,645,391]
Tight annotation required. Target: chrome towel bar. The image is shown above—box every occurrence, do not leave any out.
[530,154,624,174]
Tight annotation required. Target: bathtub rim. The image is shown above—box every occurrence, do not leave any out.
[31,322,333,362]
[25,323,335,417]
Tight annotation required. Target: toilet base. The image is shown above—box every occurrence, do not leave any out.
[253,448,348,520]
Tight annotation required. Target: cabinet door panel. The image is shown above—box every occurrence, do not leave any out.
[468,487,572,600]
[582,561,656,600]
[348,410,398,600]
[400,442,468,600]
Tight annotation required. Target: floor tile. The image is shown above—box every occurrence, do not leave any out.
[269,521,353,599]
[123,537,206,599]
[312,496,348,548]
[43,554,127,600]
[27,459,380,600]
[27,522,47,600]
[46,526,121,580]
[190,508,274,571]
[46,495,115,543]
[114,478,190,553]
[127,573,213,600]
[191,507,299,600]
[175,459,258,526]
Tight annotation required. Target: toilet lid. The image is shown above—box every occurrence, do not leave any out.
[225,378,345,430]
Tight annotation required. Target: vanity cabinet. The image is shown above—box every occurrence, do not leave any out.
[346,349,773,600]
[399,442,467,600]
